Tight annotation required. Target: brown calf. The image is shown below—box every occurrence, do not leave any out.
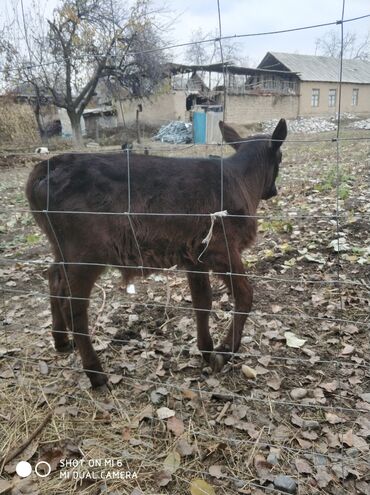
[26,119,287,390]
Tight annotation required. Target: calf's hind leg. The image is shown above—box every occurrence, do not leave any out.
[58,265,108,389]
[187,271,214,363]
[48,264,73,353]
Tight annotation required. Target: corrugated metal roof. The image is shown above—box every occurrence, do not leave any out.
[168,61,296,77]
[83,106,115,116]
[263,52,370,84]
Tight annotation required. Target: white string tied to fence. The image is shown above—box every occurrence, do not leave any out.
[197,209,228,262]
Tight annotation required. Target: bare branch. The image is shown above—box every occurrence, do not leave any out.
[1,0,171,143]
[315,29,370,60]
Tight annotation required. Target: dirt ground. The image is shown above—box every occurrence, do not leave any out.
[0,130,369,495]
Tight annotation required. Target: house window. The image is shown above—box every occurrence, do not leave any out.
[311,88,320,107]
[352,88,359,106]
[328,89,336,107]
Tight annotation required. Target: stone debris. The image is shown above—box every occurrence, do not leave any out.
[153,121,192,144]
[263,117,336,134]
[86,141,100,148]
[273,474,298,493]
[264,115,370,134]
[349,118,370,130]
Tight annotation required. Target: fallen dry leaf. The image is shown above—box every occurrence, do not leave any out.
[176,438,193,457]
[360,393,370,403]
[130,489,144,495]
[0,369,14,379]
[254,454,274,483]
[295,457,312,474]
[314,467,332,488]
[38,360,49,375]
[232,405,248,420]
[352,434,369,452]
[157,469,172,487]
[290,388,308,400]
[320,381,338,393]
[325,430,340,448]
[224,415,236,426]
[341,429,353,447]
[325,412,345,424]
[157,407,175,420]
[182,389,198,400]
[4,441,38,474]
[241,364,257,379]
[167,416,185,437]
[255,365,269,375]
[209,464,226,479]
[190,478,216,495]
[0,480,12,493]
[39,447,66,471]
[356,416,370,438]
[267,375,282,390]
[258,355,271,367]
[109,374,123,384]
[122,427,131,441]
[341,344,355,355]
[291,413,320,430]
[301,430,318,441]
[6,477,37,494]
[284,331,306,348]
[271,304,282,313]
[296,437,312,449]
[135,404,153,423]
[163,450,180,474]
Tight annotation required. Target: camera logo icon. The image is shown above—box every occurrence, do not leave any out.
[15,460,51,478]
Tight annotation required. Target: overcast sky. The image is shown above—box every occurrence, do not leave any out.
[2,0,370,66]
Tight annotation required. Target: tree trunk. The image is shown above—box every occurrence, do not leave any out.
[32,101,46,144]
[136,109,141,144]
[68,111,83,146]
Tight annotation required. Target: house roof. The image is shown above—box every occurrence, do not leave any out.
[258,52,370,84]
[166,62,296,78]
[83,106,116,117]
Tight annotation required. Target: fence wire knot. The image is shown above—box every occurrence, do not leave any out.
[198,210,228,262]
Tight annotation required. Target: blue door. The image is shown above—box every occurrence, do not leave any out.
[193,112,206,144]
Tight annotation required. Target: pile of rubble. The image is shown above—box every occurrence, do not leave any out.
[264,114,370,134]
[153,121,192,144]
[348,119,370,130]
[263,117,337,134]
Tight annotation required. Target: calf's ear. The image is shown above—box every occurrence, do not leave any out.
[271,118,287,151]
[219,121,242,150]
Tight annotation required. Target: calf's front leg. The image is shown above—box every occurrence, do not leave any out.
[211,255,253,371]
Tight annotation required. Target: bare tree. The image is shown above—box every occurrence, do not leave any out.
[2,0,169,144]
[185,28,242,66]
[185,29,209,65]
[315,29,370,60]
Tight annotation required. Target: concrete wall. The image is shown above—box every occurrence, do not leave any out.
[113,82,370,130]
[225,93,299,124]
[84,114,118,139]
[299,81,370,116]
[116,91,186,126]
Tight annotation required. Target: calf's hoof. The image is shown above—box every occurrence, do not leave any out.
[55,340,74,354]
[209,352,225,372]
[88,370,110,391]
[209,345,232,372]
[93,381,112,395]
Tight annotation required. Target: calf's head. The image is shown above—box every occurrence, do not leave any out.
[219,118,288,200]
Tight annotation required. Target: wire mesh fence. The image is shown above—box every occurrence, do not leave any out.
[0,1,370,494]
